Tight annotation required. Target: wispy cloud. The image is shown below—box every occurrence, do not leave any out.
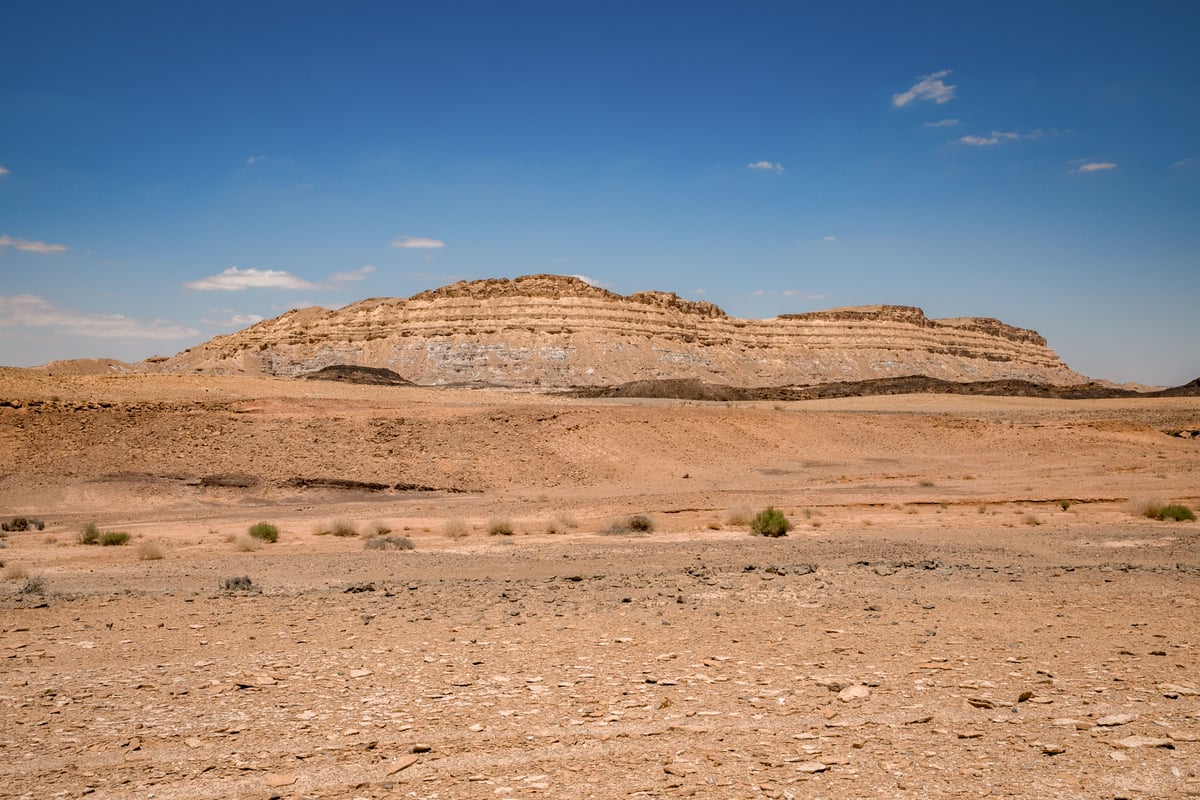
[570,274,609,288]
[0,165,9,176]
[922,118,959,128]
[1074,161,1117,174]
[246,155,265,166]
[202,311,266,327]
[330,265,376,283]
[0,294,199,339]
[752,289,828,300]
[747,160,784,174]
[893,70,956,107]
[0,235,68,254]
[1172,157,1197,169]
[822,235,837,242]
[391,236,445,249]
[184,267,319,291]
[959,130,1023,146]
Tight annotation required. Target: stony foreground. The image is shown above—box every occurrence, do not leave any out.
[3,525,1199,800]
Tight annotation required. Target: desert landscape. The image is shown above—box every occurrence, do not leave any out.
[2,337,1198,799]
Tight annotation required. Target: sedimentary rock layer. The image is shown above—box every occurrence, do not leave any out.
[153,274,1086,387]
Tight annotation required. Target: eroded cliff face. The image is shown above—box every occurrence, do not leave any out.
[154,275,1086,386]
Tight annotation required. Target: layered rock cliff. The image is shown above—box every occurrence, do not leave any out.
[152,274,1086,387]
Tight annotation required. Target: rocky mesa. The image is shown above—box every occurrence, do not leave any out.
[151,274,1086,387]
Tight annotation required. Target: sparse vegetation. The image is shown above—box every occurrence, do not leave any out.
[248,522,279,543]
[233,534,261,552]
[221,575,256,592]
[136,540,166,560]
[601,514,655,535]
[725,505,753,526]
[628,514,654,533]
[917,479,936,488]
[1058,500,1071,511]
[18,575,47,596]
[1022,513,1042,527]
[750,507,791,537]
[443,518,470,539]
[1128,498,1196,521]
[316,518,358,537]
[3,562,29,581]
[367,520,393,537]
[100,531,131,546]
[2,517,45,532]
[1157,504,1196,522]
[487,517,515,536]
[364,535,415,551]
[78,522,101,545]
[546,512,579,535]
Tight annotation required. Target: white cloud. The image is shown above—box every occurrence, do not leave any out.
[330,265,377,283]
[747,160,784,174]
[0,294,199,339]
[1172,157,1196,169]
[1075,161,1117,173]
[822,235,837,242]
[0,165,9,176]
[184,267,319,291]
[960,135,998,146]
[0,234,68,254]
[960,130,1038,146]
[922,118,959,128]
[391,236,445,249]
[246,155,265,166]
[893,70,956,107]
[694,288,707,295]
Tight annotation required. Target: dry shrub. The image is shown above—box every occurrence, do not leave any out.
[100,531,130,546]
[601,514,655,536]
[136,540,166,560]
[546,513,578,535]
[725,505,753,526]
[78,522,100,545]
[316,518,359,537]
[367,520,393,537]
[1128,497,1164,519]
[1023,513,1043,527]
[3,562,29,581]
[443,518,470,539]
[233,534,262,552]
[487,517,515,536]
[917,479,936,488]
[364,535,414,551]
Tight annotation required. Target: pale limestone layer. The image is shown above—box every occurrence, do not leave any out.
[155,275,1086,386]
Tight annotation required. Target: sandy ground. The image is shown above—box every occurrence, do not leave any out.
[1,370,1199,799]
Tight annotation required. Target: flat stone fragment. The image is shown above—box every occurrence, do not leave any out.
[386,755,419,775]
[1095,714,1135,727]
[265,773,297,787]
[838,684,870,702]
[796,761,830,773]
[1115,736,1174,749]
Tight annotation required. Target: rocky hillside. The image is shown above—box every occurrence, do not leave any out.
[151,274,1086,387]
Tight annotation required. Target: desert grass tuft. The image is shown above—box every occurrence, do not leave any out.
[443,518,470,539]
[546,513,578,535]
[3,562,29,581]
[233,534,262,552]
[136,540,166,560]
[600,514,655,536]
[100,531,131,546]
[487,517,515,536]
[1022,513,1043,526]
[725,505,753,526]
[316,518,358,537]
[364,535,415,551]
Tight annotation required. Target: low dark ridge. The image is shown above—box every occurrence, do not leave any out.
[282,477,472,493]
[567,375,1200,401]
[301,365,415,386]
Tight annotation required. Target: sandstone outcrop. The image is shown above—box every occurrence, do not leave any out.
[152,274,1087,387]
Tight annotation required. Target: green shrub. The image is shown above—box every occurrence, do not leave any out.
[248,522,279,543]
[100,531,130,546]
[750,507,791,537]
[1158,504,1196,522]
[78,522,101,545]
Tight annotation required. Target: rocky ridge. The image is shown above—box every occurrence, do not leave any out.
[152,274,1085,387]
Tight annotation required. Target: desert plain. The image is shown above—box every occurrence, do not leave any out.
[1,367,1199,799]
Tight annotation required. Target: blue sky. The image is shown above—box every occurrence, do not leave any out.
[1,1,1197,385]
